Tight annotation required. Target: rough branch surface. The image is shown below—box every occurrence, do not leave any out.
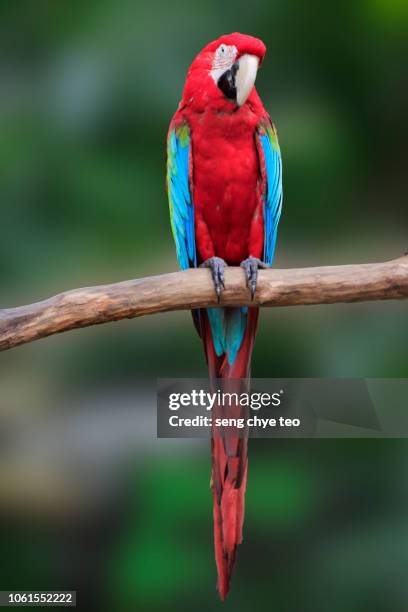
[1,255,407,352]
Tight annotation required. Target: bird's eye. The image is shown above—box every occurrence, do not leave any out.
[220,45,226,54]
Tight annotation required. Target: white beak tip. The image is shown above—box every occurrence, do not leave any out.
[236,54,259,106]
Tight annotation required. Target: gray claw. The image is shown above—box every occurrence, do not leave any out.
[200,256,227,301]
[240,257,269,298]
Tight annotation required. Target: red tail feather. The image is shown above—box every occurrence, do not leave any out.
[200,307,259,599]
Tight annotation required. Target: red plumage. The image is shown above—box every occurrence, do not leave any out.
[169,33,272,599]
[202,308,259,599]
[176,34,267,265]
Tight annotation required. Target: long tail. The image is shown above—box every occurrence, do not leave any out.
[199,306,259,600]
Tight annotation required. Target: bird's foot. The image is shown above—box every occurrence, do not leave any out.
[200,257,227,301]
[240,257,270,298]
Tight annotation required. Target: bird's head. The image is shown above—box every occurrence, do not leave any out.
[181,33,266,111]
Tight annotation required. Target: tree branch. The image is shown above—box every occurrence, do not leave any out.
[1,255,407,352]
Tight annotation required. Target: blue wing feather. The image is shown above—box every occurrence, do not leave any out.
[167,125,196,269]
[259,123,283,265]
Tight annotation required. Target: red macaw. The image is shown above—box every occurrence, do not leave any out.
[167,33,283,599]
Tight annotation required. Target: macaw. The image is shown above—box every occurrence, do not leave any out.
[166,32,283,599]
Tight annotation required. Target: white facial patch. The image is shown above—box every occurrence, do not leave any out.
[210,44,238,84]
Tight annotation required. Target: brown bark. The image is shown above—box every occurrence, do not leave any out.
[1,255,407,352]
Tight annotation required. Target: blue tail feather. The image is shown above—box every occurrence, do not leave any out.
[206,307,247,365]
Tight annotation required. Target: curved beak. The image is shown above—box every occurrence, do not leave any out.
[235,54,259,106]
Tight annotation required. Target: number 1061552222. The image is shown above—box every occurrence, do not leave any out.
[1,592,76,606]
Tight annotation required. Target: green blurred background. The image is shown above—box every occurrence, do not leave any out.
[0,1,407,610]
